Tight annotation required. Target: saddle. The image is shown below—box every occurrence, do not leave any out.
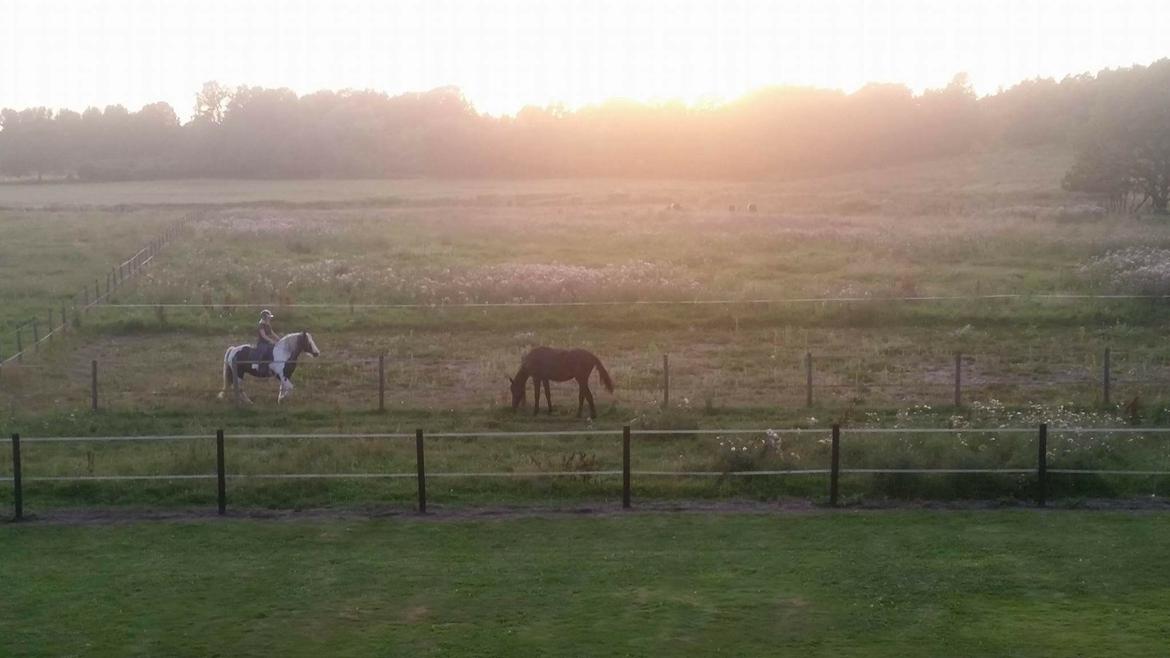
[253,341,275,376]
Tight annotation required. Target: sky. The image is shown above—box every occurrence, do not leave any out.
[2,0,1168,120]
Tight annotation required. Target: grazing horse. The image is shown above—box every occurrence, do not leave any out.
[218,331,320,404]
[509,346,614,418]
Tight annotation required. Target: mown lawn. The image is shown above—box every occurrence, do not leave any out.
[2,510,1168,656]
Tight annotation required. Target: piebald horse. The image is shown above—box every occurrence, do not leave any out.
[509,346,614,418]
[219,331,320,404]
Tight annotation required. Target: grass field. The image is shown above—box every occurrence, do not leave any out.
[3,149,1169,656]
[3,146,1170,508]
[3,510,1169,657]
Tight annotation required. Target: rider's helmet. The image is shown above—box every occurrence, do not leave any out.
[260,309,275,321]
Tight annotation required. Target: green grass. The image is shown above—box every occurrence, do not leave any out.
[5,148,1170,506]
[0,208,181,332]
[2,510,1168,656]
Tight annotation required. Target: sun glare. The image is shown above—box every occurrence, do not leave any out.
[2,0,1169,116]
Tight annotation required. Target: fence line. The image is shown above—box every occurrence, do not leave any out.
[6,344,1154,415]
[0,217,189,367]
[7,423,1170,521]
[84,292,1170,311]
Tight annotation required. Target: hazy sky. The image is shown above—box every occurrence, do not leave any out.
[3,0,1167,119]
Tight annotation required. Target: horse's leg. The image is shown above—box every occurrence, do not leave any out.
[577,383,585,418]
[583,382,596,419]
[237,370,253,405]
[543,379,552,414]
[532,378,541,416]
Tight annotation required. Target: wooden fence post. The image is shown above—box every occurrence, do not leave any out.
[953,352,962,407]
[91,360,98,411]
[10,433,22,521]
[31,320,38,352]
[415,429,427,513]
[378,353,386,412]
[662,354,670,408]
[805,352,814,408]
[1103,347,1111,406]
[622,425,632,509]
[216,429,226,515]
[830,424,840,506]
[61,304,67,332]
[1037,423,1048,507]
[15,329,22,362]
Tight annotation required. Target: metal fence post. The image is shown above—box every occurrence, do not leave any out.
[953,352,962,407]
[622,425,632,509]
[830,424,840,506]
[10,433,22,521]
[1103,347,1111,406]
[662,354,669,408]
[378,353,386,412]
[91,360,98,412]
[216,429,226,515]
[805,352,814,408]
[1037,423,1048,507]
[415,429,427,513]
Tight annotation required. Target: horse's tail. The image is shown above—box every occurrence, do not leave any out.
[593,354,615,393]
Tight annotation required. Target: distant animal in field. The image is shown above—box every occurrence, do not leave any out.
[669,202,683,211]
[219,331,320,404]
[509,346,614,418]
[747,202,758,212]
[728,204,737,212]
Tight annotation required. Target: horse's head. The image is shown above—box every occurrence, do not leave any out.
[508,375,526,410]
[298,331,321,357]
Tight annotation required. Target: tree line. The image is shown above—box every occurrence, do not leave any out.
[1,60,1169,207]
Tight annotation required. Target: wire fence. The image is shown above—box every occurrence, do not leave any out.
[63,292,1170,310]
[5,424,1170,520]
[2,343,1160,414]
[0,217,189,367]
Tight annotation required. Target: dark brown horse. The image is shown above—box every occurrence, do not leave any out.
[509,347,614,418]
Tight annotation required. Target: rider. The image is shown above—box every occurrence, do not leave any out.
[255,309,281,375]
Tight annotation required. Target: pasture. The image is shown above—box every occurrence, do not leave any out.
[3,147,1170,657]
[3,510,1170,656]
[4,146,1170,510]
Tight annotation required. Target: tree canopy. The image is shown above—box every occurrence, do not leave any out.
[2,60,1169,187]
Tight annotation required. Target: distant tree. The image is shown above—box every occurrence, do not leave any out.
[1062,143,1137,211]
[1063,60,1170,214]
[194,81,231,125]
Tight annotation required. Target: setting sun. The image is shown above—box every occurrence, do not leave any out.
[4,0,1170,116]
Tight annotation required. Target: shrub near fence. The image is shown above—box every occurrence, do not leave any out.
[6,425,1170,520]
